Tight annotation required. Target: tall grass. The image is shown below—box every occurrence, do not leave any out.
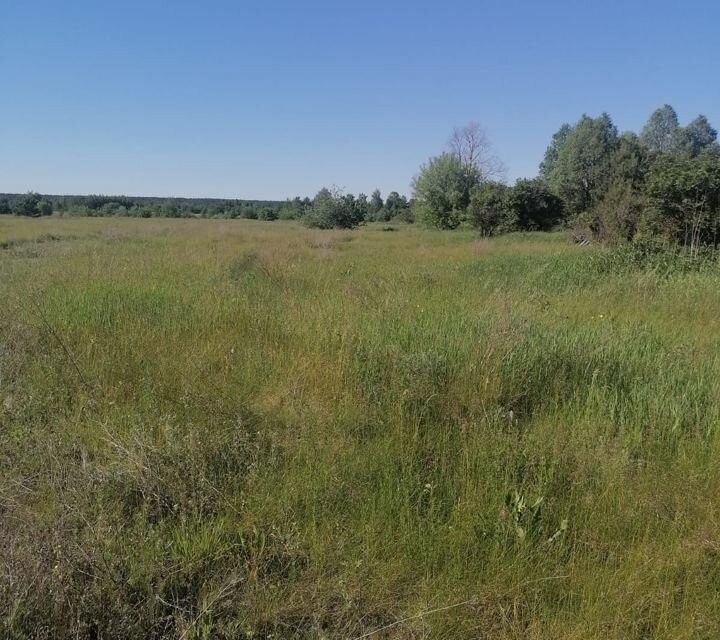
[2,218,720,638]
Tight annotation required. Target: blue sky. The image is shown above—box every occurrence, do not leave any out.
[2,1,719,200]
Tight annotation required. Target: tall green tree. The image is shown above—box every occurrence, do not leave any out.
[466,182,510,235]
[640,104,680,153]
[608,132,649,188]
[384,191,408,219]
[573,132,649,244]
[368,189,384,216]
[545,114,619,215]
[412,153,479,229]
[676,115,718,156]
[539,123,572,179]
[354,193,369,223]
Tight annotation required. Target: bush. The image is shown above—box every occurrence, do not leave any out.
[467,180,562,236]
[645,150,720,250]
[466,182,511,235]
[36,200,53,216]
[278,198,307,220]
[304,187,361,229]
[258,207,278,221]
[572,181,642,244]
[12,192,43,217]
[507,179,563,231]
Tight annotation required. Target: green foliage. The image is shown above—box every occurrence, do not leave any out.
[638,107,719,157]
[354,192,369,222]
[393,199,415,223]
[466,181,511,235]
[505,490,544,541]
[258,207,278,221]
[541,118,649,239]
[540,106,720,248]
[277,197,306,220]
[36,199,53,216]
[573,181,643,244]
[676,115,718,156]
[608,132,649,188]
[382,191,409,221]
[368,189,384,217]
[0,191,395,227]
[589,237,720,276]
[539,123,572,179]
[466,180,562,236]
[640,104,680,153]
[544,113,619,216]
[11,192,53,217]
[159,200,179,218]
[412,153,478,229]
[304,187,362,229]
[645,150,720,249]
[1,193,304,221]
[238,203,258,219]
[506,179,564,231]
[85,194,136,210]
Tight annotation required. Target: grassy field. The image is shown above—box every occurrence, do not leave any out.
[2,216,720,639]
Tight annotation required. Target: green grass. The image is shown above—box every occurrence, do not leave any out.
[2,217,720,639]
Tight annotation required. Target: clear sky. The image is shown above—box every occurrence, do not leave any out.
[2,1,719,200]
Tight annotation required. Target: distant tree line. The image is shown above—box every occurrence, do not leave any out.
[0,189,413,230]
[0,193,307,221]
[413,107,720,251]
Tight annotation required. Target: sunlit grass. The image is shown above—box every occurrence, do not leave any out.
[2,217,720,638]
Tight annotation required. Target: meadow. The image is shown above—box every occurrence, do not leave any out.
[2,216,720,639]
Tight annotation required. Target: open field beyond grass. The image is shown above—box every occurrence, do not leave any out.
[2,217,720,639]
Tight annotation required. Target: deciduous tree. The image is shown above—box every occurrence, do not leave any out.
[449,121,505,181]
[676,115,718,156]
[640,104,680,153]
[412,153,478,229]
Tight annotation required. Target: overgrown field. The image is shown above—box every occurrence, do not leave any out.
[2,217,720,639]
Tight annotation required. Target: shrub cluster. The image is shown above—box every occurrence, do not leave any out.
[301,187,412,229]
